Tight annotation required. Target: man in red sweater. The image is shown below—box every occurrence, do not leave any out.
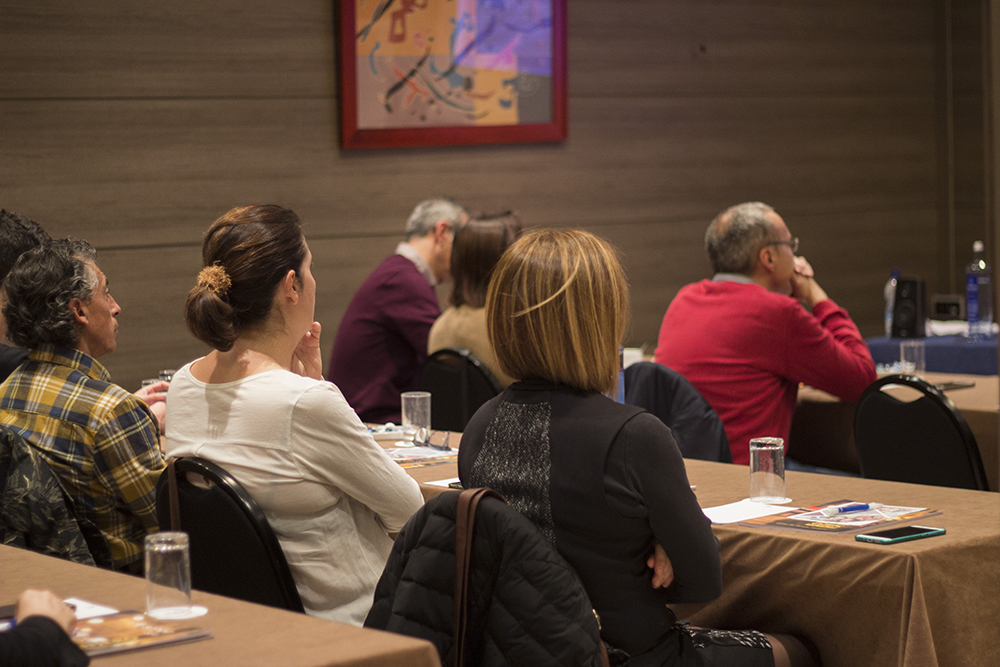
[655,202,876,465]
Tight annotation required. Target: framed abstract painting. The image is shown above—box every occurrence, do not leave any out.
[337,0,567,149]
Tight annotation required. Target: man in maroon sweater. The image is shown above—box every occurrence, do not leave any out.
[655,202,875,465]
[329,199,467,424]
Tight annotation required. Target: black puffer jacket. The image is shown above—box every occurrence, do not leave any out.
[365,490,607,667]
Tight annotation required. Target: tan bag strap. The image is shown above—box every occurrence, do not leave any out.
[453,488,503,667]
[167,458,181,531]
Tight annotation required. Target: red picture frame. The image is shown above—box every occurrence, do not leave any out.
[337,0,567,149]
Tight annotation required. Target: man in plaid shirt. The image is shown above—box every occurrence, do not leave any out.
[0,238,165,573]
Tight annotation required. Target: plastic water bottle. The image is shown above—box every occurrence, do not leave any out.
[966,240,993,339]
[884,269,900,337]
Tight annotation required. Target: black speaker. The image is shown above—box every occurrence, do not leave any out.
[891,278,926,338]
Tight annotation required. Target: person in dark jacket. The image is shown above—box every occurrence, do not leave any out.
[0,589,89,667]
[458,229,819,667]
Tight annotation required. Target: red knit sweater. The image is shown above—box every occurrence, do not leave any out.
[655,280,875,465]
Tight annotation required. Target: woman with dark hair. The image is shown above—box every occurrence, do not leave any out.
[165,205,423,626]
[458,230,818,667]
[427,211,522,387]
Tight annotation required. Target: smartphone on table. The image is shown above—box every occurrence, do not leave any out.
[855,525,946,544]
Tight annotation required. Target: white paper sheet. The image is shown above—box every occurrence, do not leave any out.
[64,598,119,619]
[382,445,455,461]
[702,499,799,524]
[424,477,461,488]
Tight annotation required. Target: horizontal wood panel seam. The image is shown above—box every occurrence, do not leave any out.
[90,205,940,253]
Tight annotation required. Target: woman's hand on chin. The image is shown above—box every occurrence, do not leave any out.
[291,321,324,380]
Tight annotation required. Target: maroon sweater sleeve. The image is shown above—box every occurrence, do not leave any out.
[782,298,876,401]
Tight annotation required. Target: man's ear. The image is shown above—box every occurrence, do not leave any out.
[758,246,776,273]
[69,297,88,325]
[433,219,450,244]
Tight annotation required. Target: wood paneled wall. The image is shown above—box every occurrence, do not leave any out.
[0,0,988,390]
[942,0,991,294]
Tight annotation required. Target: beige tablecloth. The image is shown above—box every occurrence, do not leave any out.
[672,460,1000,667]
[0,545,441,667]
[412,458,1000,667]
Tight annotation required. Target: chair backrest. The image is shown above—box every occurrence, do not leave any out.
[853,374,988,490]
[623,361,732,463]
[155,456,304,612]
[418,348,502,431]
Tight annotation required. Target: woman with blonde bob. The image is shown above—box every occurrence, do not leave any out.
[458,230,817,667]
[166,205,424,626]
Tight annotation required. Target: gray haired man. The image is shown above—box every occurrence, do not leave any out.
[654,202,875,465]
[0,239,165,572]
[328,198,467,423]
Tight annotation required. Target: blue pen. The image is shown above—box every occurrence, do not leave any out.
[820,502,882,517]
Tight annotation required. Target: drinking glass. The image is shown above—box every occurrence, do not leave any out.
[145,532,196,619]
[401,391,431,436]
[749,437,791,504]
[900,340,926,376]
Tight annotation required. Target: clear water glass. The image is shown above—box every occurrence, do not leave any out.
[145,532,192,619]
[749,437,791,504]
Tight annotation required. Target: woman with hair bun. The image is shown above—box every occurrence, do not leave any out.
[458,230,818,667]
[166,205,424,626]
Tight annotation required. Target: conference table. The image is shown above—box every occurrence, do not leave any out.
[6,434,996,667]
[0,545,441,667]
[865,335,998,376]
[790,371,1000,491]
[410,456,1000,667]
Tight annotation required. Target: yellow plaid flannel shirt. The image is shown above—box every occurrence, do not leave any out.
[0,345,165,569]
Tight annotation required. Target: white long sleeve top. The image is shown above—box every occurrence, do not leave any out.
[165,362,424,625]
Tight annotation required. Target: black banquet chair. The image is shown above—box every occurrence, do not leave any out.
[623,361,732,463]
[853,374,989,490]
[418,348,502,431]
[155,456,304,612]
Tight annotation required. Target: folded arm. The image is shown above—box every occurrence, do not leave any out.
[291,383,424,532]
[618,415,722,603]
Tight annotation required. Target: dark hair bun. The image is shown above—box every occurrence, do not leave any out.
[184,205,305,351]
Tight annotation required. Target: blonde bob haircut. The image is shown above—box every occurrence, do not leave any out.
[486,229,629,395]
